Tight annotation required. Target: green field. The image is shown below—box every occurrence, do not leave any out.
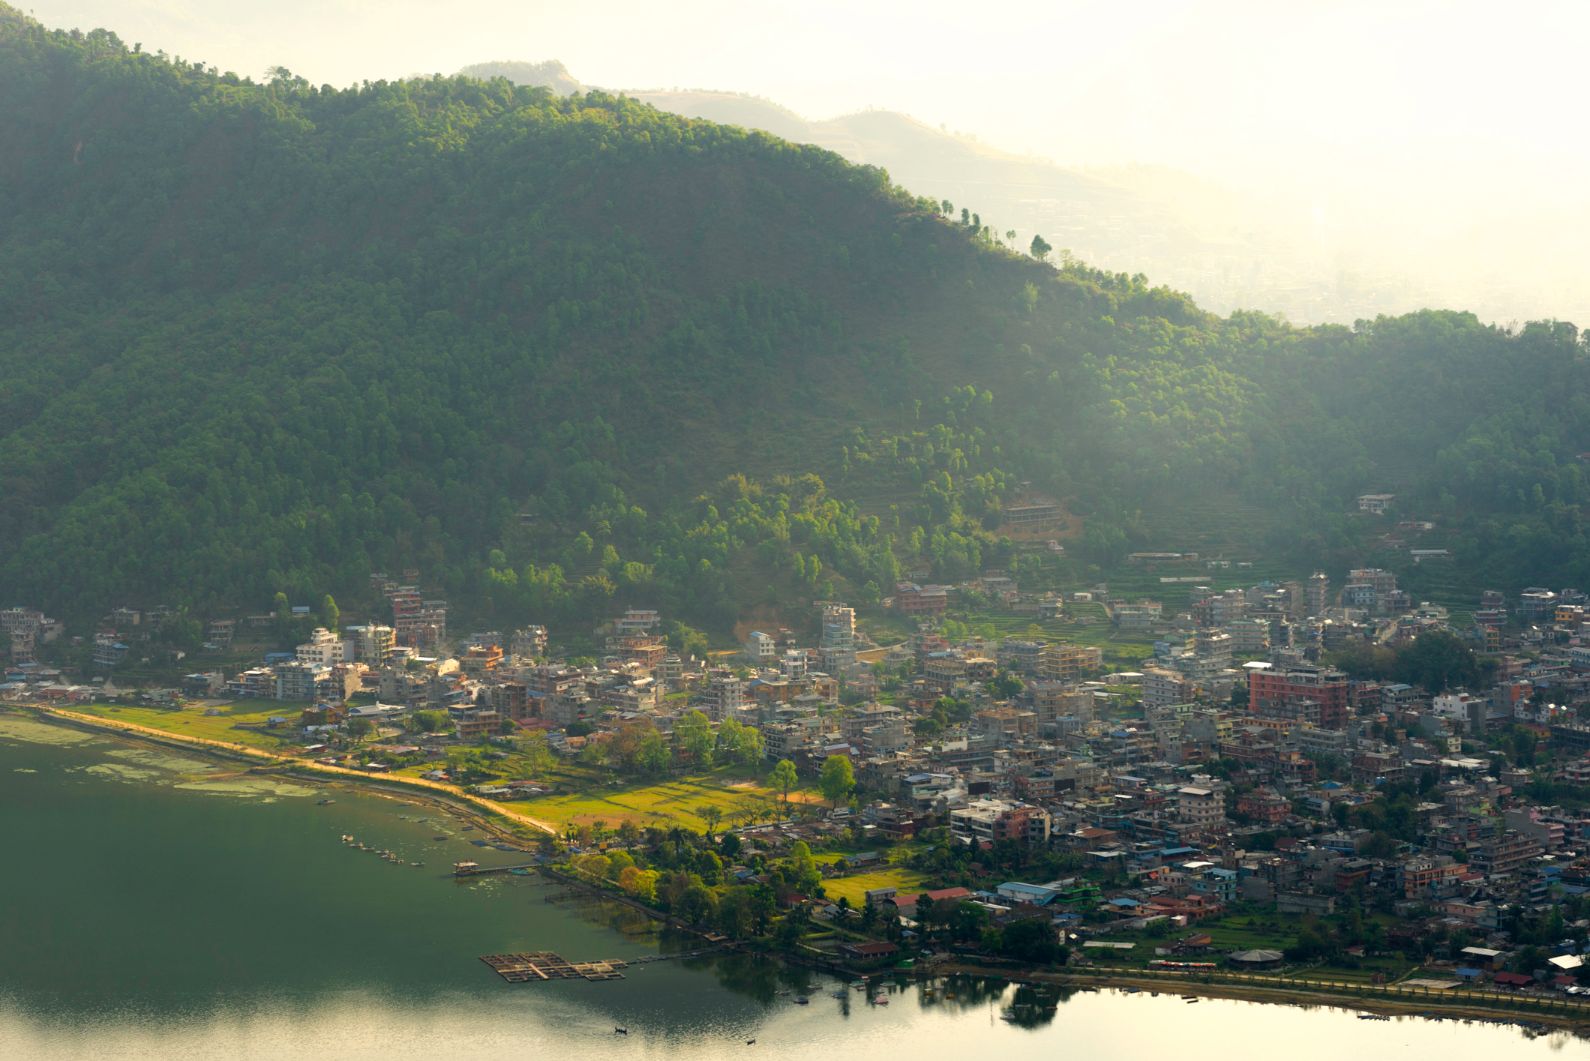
[516,770,807,832]
[77,699,300,751]
[821,866,933,906]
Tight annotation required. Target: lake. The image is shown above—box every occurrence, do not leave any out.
[0,713,1580,1059]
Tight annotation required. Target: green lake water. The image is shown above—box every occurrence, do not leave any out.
[0,713,1581,1059]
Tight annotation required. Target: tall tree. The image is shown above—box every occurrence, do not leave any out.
[769,758,798,812]
[819,754,855,809]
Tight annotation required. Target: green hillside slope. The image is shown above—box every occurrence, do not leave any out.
[2,11,1588,630]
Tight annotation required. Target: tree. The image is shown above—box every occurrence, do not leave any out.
[987,671,1023,700]
[769,758,798,811]
[320,594,339,633]
[819,754,855,808]
[997,917,1064,964]
[1029,234,1052,261]
[636,730,672,776]
[675,709,714,766]
[699,805,723,838]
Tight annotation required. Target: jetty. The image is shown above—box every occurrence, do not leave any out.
[454,860,541,877]
[480,952,627,983]
[479,945,730,984]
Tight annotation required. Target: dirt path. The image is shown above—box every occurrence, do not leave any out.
[16,703,561,838]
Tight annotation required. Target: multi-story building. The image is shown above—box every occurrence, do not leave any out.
[819,604,856,671]
[510,625,549,660]
[895,582,949,616]
[346,624,396,665]
[1143,666,1193,713]
[1040,642,1102,683]
[1305,572,1330,617]
[744,630,777,665]
[949,798,1052,846]
[1469,831,1544,879]
[1176,783,1226,833]
[296,627,347,666]
[614,609,660,636]
[1248,664,1350,729]
[703,668,744,722]
[274,660,320,701]
[998,639,1046,676]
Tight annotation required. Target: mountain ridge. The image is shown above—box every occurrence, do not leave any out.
[1,16,1587,632]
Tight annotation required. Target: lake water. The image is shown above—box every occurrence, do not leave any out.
[0,712,1581,1059]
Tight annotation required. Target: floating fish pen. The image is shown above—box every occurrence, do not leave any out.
[480,952,628,984]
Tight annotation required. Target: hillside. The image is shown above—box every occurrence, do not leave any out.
[2,11,1589,632]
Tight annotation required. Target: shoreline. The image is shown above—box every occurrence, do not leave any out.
[930,960,1590,1035]
[7,703,557,847]
[10,703,1590,1036]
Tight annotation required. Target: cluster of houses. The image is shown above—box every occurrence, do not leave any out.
[14,553,1590,989]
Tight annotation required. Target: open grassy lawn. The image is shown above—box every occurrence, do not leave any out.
[821,866,933,907]
[516,770,813,832]
[957,603,1159,669]
[77,699,300,751]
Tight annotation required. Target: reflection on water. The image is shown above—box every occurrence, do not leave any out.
[1,714,1582,1060]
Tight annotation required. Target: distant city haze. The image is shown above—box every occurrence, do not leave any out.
[23,0,1590,325]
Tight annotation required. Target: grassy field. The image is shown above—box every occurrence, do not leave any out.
[76,699,300,751]
[958,603,1160,669]
[515,770,811,832]
[821,866,933,906]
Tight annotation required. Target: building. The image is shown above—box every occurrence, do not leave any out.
[1040,642,1103,683]
[274,660,320,701]
[347,624,397,665]
[296,627,347,666]
[1305,572,1330,617]
[1176,784,1226,833]
[819,604,856,671]
[895,582,949,616]
[1113,600,1163,629]
[91,636,129,669]
[510,625,548,660]
[1248,664,1350,729]
[704,668,744,722]
[744,630,777,665]
[949,798,1052,846]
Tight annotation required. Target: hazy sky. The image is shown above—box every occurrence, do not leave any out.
[19,1,1585,189]
[18,1,1590,322]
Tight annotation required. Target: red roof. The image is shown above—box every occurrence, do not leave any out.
[1493,972,1533,987]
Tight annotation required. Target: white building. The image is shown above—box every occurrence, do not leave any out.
[297,627,348,666]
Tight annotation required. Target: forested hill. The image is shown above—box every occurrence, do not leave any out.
[2,11,1588,630]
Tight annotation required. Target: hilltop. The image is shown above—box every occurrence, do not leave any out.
[1,14,1588,631]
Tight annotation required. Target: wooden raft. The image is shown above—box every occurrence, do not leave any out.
[480,952,628,983]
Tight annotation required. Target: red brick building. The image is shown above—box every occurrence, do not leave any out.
[1248,664,1350,729]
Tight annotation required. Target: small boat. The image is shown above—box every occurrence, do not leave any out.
[794,996,809,1005]
[1183,997,1199,1004]
[614,1026,628,1035]
[433,835,448,841]
[830,990,846,1000]
[872,996,889,1005]
[317,798,335,805]
[340,834,354,842]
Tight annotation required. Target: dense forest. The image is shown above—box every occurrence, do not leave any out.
[1,6,1587,629]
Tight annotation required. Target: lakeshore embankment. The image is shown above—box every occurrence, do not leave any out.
[8,703,557,846]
